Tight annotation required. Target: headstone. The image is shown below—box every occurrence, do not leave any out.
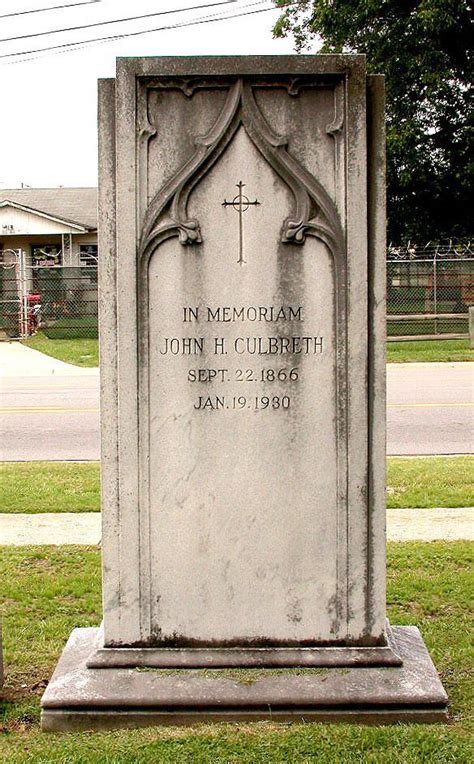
[42,55,447,730]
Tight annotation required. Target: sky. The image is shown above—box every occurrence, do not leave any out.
[0,0,308,189]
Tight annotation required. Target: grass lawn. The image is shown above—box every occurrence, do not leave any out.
[0,462,100,513]
[387,339,473,363]
[387,456,474,508]
[1,457,472,514]
[0,542,472,762]
[387,320,469,338]
[22,332,99,367]
[20,336,474,368]
[40,318,98,340]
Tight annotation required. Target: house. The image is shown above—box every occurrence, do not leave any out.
[0,188,98,339]
[0,187,98,267]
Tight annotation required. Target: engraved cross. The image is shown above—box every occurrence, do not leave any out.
[222,181,260,264]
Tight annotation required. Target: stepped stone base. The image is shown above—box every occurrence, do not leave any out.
[41,625,448,731]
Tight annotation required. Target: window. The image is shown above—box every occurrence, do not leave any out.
[32,245,61,267]
[79,244,98,266]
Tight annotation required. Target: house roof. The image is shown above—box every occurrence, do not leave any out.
[0,187,97,230]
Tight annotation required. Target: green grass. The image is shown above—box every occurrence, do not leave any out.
[22,331,99,367]
[387,456,474,508]
[0,462,100,513]
[0,542,472,762]
[387,319,469,337]
[41,316,98,340]
[387,338,473,363]
[1,457,472,514]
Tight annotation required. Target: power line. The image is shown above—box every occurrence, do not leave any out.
[0,1,238,44]
[0,1,101,20]
[1,0,292,62]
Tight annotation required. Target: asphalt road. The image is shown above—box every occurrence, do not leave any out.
[0,363,472,460]
[387,362,473,455]
[0,375,99,461]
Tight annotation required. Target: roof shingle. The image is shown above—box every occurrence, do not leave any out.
[0,187,97,229]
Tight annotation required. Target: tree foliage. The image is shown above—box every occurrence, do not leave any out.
[273,0,472,243]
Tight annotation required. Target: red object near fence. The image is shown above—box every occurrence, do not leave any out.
[26,293,41,335]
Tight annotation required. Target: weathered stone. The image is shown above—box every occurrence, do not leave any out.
[102,54,385,652]
[41,55,447,729]
[41,626,448,729]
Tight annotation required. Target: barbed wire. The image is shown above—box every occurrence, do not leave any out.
[3,242,474,267]
[387,239,473,260]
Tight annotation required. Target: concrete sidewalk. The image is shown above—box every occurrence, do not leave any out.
[0,341,98,377]
[0,508,473,545]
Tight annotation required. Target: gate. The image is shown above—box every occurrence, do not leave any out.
[0,249,27,339]
[0,248,98,340]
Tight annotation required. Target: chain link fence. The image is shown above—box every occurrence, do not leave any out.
[387,241,473,340]
[0,250,98,340]
[0,250,22,339]
[1,243,473,342]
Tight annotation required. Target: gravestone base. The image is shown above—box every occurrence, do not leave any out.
[85,621,403,669]
[41,626,448,731]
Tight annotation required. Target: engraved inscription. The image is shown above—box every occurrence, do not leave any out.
[157,336,323,356]
[184,306,303,323]
[194,395,291,411]
[156,303,324,412]
[222,181,260,264]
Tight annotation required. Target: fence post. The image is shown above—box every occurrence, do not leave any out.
[433,252,438,335]
[19,249,28,339]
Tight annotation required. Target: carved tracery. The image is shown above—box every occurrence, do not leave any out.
[139,79,345,265]
[137,75,349,638]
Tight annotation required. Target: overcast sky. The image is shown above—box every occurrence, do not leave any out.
[0,0,309,189]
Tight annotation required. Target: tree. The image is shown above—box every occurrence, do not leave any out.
[273,0,472,243]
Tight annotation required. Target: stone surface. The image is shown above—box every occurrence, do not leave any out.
[100,55,386,651]
[41,625,448,730]
[42,55,448,729]
[3,508,473,546]
[86,623,402,668]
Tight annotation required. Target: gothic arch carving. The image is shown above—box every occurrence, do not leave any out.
[139,79,345,268]
[137,78,349,639]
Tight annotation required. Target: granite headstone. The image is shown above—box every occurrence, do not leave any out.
[41,55,447,730]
